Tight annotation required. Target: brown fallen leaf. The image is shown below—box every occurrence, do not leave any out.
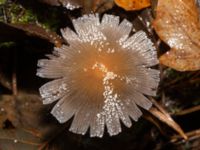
[153,0,200,71]
[0,22,63,47]
[11,24,63,47]
[114,0,151,11]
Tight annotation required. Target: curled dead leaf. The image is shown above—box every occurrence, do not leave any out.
[153,0,200,71]
[149,107,188,140]
[114,0,151,11]
[144,98,187,140]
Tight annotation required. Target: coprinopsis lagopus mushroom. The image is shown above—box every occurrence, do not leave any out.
[37,14,160,137]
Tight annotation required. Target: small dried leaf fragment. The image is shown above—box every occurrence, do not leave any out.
[153,0,200,71]
[114,0,151,11]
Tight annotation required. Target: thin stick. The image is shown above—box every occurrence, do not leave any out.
[12,49,17,97]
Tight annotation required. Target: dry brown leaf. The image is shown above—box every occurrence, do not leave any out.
[153,0,200,71]
[11,24,63,47]
[0,22,63,47]
[114,0,151,11]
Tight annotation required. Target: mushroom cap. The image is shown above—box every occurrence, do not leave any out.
[37,14,160,137]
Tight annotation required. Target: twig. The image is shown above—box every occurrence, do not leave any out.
[148,97,188,140]
[12,49,17,97]
[0,73,12,90]
[171,128,200,144]
[149,97,171,118]
[173,105,200,116]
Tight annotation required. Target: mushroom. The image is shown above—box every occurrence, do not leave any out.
[37,14,160,137]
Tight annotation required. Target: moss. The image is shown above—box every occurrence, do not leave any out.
[35,7,62,31]
[0,41,16,48]
[0,0,6,5]
[15,9,37,23]
[0,0,6,21]
[192,98,200,105]
[8,4,37,24]
[3,2,60,31]
[168,106,182,114]
[165,68,182,79]
[38,17,60,32]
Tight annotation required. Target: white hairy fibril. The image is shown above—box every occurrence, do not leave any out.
[37,14,160,137]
